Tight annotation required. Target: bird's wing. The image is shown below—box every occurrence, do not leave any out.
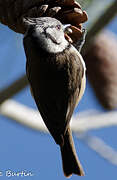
[27,58,70,144]
[64,50,85,133]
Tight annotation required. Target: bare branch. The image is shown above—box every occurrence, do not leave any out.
[1,99,117,166]
[72,112,117,132]
[0,99,47,132]
[0,75,28,104]
[78,133,117,165]
[0,99,117,133]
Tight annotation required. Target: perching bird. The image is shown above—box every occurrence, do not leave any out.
[23,17,86,177]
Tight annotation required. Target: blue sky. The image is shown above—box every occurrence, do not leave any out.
[0,12,117,180]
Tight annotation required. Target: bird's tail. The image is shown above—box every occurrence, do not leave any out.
[60,127,84,177]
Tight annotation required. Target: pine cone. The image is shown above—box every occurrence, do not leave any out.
[83,30,117,109]
[0,0,88,43]
[22,0,88,43]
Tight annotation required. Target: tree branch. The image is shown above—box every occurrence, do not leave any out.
[0,75,28,104]
[1,99,117,166]
[78,133,117,165]
[1,99,117,133]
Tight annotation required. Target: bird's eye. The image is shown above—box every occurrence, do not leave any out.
[56,25,61,30]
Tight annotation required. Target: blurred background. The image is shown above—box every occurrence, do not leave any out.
[0,0,117,179]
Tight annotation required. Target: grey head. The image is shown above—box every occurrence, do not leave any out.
[24,17,69,53]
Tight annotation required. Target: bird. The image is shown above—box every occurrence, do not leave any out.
[23,17,86,177]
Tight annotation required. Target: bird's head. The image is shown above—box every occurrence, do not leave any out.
[23,17,71,53]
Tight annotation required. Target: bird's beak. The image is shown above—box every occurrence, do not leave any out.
[63,24,72,34]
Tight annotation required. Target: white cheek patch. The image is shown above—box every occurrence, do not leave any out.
[46,28,66,45]
[33,28,69,53]
[44,36,69,53]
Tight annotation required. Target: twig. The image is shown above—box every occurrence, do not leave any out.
[0,99,117,132]
[1,99,117,166]
[78,133,117,165]
[0,75,28,104]
[0,99,47,132]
